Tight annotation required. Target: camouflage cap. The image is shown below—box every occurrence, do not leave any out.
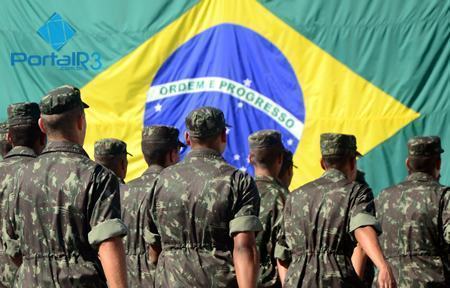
[0,121,8,140]
[40,85,89,115]
[142,125,186,148]
[94,138,132,157]
[408,136,444,157]
[248,129,284,150]
[320,133,362,157]
[185,106,230,138]
[7,102,40,126]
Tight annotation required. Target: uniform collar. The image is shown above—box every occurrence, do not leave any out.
[322,168,349,182]
[143,164,164,176]
[407,172,437,183]
[4,146,36,159]
[186,148,223,159]
[255,175,277,183]
[42,141,89,158]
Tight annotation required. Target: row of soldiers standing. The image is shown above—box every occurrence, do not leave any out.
[0,84,448,288]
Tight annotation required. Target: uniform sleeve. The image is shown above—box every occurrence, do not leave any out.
[229,171,263,235]
[348,184,381,236]
[274,194,291,264]
[270,189,285,255]
[441,187,450,245]
[143,179,160,246]
[87,168,128,247]
[2,170,22,257]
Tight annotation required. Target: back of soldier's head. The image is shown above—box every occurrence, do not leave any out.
[0,121,12,157]
[39,85,89,142]
[94,138,130,180]
[407,136,443,175]
[7,102,44,152]
[141,125,185,167]
[185,107,229,150]
[279,149,295,187]
[248,130,284,170]
[320,133,361,170]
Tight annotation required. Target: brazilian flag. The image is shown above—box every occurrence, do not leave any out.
[1,0,448,194]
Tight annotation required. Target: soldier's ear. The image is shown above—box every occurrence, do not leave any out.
[248,153,255,165]
[220,128,227,143]
[406,158,411,172]
[185,132,191,146]
[38,117,46,134]
[320,158,326,170]
[6,131,12,144]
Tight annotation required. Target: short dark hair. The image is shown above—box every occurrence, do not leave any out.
[189,128,224,146]
[322,154,354,170]
[408,155,439,174]
[0,140,12,157]
[250,147,283,169]
[41,107,83,137]
[8,123,42,147]
[142,142,176,166]
[279,158,293,179]
[95,154,126,176]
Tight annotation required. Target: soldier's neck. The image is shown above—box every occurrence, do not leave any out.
[47,135,83,146]
[254,166,278,178]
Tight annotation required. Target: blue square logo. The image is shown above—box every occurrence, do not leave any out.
[37,13,76,51]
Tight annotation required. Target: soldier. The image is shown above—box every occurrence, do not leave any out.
[248,130,288,288]
[0,122,12,159]
[275,133,396,288]
[147,106,263,287]
[3,85,128,288]
[376,136,449,287]
[0,102,46,287]
[123,125,184,286]
[94,138,131,182]
[278,149,295,190]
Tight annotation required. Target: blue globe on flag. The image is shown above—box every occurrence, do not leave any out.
[144,24,305,174]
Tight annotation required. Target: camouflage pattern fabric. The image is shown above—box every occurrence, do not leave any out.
[255,175,287,288]
[148,148,262,288]
[3,141,127,288]
[376,172,450,287]
[94,138,130,157]
[121,165,163,287]
[275,168,379,288]
[39,85,88,115]
[0,146,37,288]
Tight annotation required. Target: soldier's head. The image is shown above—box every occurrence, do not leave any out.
[94,138,131,180]
[185,107,229,153]
[39,85,88,145]
[406,136,443,179]
[7,102,46,154]
[320,133,361,181]
[279,149,296,188]
[141,125,185,168]
[0,121,12,157]
[248,130,284,177]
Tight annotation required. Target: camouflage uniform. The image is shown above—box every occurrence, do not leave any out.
[0,103,40,287]
[122,126,184,287]
[376,136,449,287]
[275,133,379,288]
[3,86,127,288]
[0,122,12,159]
[94,138,131,182]
[148,107,263,287]
[249,130,288,288]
